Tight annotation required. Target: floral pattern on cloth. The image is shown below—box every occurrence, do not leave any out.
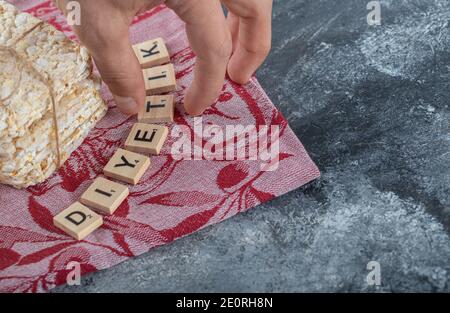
[0,0,320,292]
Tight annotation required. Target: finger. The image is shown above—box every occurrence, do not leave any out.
[61,1,146,115]
[167,0,232,116]
[222,0,273,85]
[90,35,145,115]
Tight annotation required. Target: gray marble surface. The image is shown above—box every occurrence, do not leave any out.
[54,0,450,293]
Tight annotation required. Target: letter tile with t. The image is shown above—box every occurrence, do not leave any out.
[125,123,169,155]
[53,202,103,240]
[138,95,174,124]
[80,177,129,215]
[104,148,151,185]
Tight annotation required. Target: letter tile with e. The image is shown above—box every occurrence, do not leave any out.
[125,123,169,155]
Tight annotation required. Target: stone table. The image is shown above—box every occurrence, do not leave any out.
[54,0,450,292]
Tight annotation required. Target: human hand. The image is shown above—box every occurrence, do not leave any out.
[57,0,272,116]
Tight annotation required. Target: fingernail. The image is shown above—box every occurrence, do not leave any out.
[113,95,139,114]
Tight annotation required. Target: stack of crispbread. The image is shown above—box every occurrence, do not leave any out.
[0,0,107,189]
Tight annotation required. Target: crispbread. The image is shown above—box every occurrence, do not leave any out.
[14,22,92,89]
[0,0,42,47]
[0,1,107,188]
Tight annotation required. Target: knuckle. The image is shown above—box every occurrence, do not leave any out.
[78,27,120,51]
[245,6,264,19]
[198,31,232,63]
[217,34,233,59]
[101,71,139,88]
[243,40,272,57]
[224,0,269,19]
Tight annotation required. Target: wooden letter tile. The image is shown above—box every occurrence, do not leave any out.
[143,64,176,95]
[104,148,151,185]
[80,177,129,215]
[53,202,103,240]
[125,123,169,155]
[133,37,170,68]
[138,95,174,124]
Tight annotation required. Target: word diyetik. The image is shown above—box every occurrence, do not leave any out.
[54,38,176,240]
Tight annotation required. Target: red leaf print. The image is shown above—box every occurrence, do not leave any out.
[113,233,133,257]
[230,82,266,125]
[0,248,21,270]
[202,105,240,120]
[27,179,60,196]
[114,199,130,218]
[141,191,222,207]
[0,226,62,249]
[243,187,275,209]
[271,108,288,129]
[103,218,169,245]
[45,246,98,287]
[250,187,274,203]
[218,92,233,102]
[279,153,293,161]
[160,206,220,241]
[28,197,66,235]
[55,263,97,287]
[18,242,76,266]
[217,163,249,190]
[58,152,91,192]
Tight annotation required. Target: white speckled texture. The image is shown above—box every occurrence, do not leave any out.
[54,0,450,292]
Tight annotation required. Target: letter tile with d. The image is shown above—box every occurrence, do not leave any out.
[53,202,103,240]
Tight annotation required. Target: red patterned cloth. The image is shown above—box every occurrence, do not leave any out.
[0,0,320,292]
